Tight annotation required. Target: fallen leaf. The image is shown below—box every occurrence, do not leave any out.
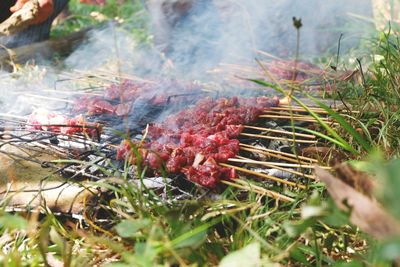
[315,166,400,239]
[334,163,375,197]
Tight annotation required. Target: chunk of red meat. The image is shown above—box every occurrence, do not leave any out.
[182,157,234,188]
[166,155,187,173]
[116,140,132,161]
[225,125,244,138]
[121,88,141,101]
[87,99,115,115]
[73,96,93,112]
[151,94,169,105]
[146,152,164,169]
[116,96,279,188]
[104,84,122,100]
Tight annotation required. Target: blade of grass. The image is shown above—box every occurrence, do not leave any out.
[292,126,351,151]
[307,95,372,153]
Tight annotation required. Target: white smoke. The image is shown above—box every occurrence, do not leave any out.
[64,0,375,78]
[0,0,377,115]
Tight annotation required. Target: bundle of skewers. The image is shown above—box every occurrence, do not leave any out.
[0,61,348,211]
[209,53,360,93]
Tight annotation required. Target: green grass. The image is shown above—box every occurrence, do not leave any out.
[51,0,150,44]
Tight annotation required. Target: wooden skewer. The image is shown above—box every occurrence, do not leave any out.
[235,155,315,179]
[271,105,360,114]
[259,115,336,124]
[255,50,283,61]
[41,90,103,97]
[30,142,69,158]
[240,143,317,161]
[96,69,157,84]
[221,180,294,202]
[269,106,329,114]
[239,145,317,164]
[0,113,26,121]
[234,179,294,201]
[220,163,306,189]
[259,114,331,122]
[57,72,114,85]
[243,125,316,139]
[240,133,318,144]
[227,158,331,170]
[71,70,119,84]
[263,110,329,117]
[240,147,311,165]
[218,63,258,72]
[21,94,74,104]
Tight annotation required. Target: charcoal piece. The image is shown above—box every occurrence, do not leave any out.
[49,135,59,145]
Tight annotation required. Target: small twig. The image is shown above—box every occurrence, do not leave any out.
[331,33,344,71]
[356,58,367,90]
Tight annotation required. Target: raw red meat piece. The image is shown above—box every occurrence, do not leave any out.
[73,96,92,112]
[116,140,132,161]
[182,158,234,188]
[27,109,102,138]
[166,156,188,173]
[87,99,115,115]
[27,108,66,132]
[104,81,142,101]
[74,79,204,118]
[264,60,325,82]
[104,84,122,100]
[74,96,116,115]
[61,115,102,138]
[225,125,244,138]
[146,152,164,169]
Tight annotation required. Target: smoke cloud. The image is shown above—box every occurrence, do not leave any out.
[66,0,375,77]
[0,0,377,116]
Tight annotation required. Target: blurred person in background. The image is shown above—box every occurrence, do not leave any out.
[145,0,221,72]
[0,0,396,58]
[0,0,103,47]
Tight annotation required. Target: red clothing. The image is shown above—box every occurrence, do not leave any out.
[0,0,68,47]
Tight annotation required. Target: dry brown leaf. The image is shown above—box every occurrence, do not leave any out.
[301,146,346,166]
[315,166,400,240]
[334,163,375,197]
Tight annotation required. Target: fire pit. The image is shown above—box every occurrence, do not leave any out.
[0,73,336,214]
